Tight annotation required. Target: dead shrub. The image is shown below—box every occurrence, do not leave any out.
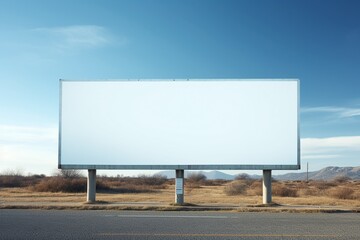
[187,173,207,183]
[299,188,318,196]
[249,180,262,196]
[186,182,201,189]
[0,175,45,188]
[186,173,207,190]
[136,174,168,186]
[312,180,336,190]
[296,181,310,189]
[203,179,228,186]
[328,187,355,199]
[235,173,252,181]
[55,169,84,178]
[97,175,168,193]
[97,178,156,193]
[273,184,298,197]
[0,176,24,188]
[333,176,351,184]
[224,181,247,196]
[32,177,87,192]
[96,180,112,192]
[284,182,297,188]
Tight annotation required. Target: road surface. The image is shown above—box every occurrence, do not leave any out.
[0,210,359,239]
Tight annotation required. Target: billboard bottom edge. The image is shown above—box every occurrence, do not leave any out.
[59,164,300,171]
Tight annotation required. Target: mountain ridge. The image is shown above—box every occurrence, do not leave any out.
[157,166,360,180]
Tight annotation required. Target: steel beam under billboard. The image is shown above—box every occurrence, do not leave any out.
[59,79,300,170]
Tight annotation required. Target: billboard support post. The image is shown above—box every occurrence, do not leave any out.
[262,170,272,204]
[175,169,184,205]
[87,169,96,203]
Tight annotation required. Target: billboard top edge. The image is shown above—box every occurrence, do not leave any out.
[59,78,300,82]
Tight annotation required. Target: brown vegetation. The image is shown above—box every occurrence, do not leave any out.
[187,172,207,182]
[221,177,360,201]
[224,180,247,195]
[186,173,207,189]
[31,177,87,193]
[96,174,169,193]
[0,174,45,188]
[328,187,355,200]
[272,184,298,197]
[1,172,359,208]
[1,173,169,194]
[249,181,263,196]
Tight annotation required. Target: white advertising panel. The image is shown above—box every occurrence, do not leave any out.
[59,79,300,170]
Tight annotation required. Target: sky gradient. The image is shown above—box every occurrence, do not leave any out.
[0,0,359,175]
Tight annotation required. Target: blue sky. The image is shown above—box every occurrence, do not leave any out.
[0,0,359,175]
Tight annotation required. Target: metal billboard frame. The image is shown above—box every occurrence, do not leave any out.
[58,79,300,171]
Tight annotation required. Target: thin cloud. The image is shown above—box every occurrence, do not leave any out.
[301,136,360,160]
[301,106,360,118]
[32,25,113,49]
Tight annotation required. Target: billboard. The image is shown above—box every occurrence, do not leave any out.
[59,79,300,170]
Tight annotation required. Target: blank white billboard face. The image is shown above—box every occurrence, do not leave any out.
[59,80,299,170]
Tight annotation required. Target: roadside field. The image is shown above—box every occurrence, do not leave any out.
[1,174,359,209]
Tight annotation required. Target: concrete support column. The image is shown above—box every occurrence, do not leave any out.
[87,169,96,203]
[262,170,272,204]
[175,169,184,205]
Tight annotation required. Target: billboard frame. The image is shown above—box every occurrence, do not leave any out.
[58,79,300,171]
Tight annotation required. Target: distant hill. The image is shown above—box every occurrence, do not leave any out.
[274,166,360,181]
[157,166,360,181]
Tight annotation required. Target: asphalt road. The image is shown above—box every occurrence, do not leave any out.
[0,210,359,240]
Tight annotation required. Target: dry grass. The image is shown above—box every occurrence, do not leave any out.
[185,184,261,205]
[0,175,45,188]
[97,175,169,193]
[224,181,248,195]
[1,176,359,208]
[187,172,207,183]
[31,177,87,193]
[21,175,169,194]
[272,184,298,197]
[327,187,355,199]
[186,173,207,189]
[248,181,263,196]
